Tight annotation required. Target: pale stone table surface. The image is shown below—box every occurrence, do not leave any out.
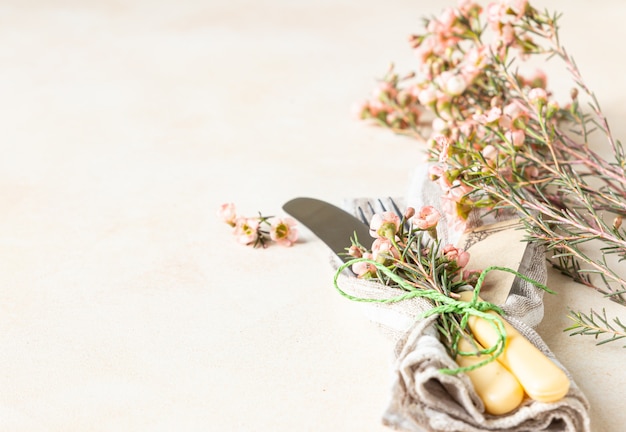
[1,0,625,431]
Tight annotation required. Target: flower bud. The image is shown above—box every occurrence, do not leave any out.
[218,203,238,226]
[528,87,547,105]
[418,87,437,105]
[614,216,623,230]
[348,245,362,258]
[444,74,468,96]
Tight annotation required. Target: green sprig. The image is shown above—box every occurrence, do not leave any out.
[565,308,626,347]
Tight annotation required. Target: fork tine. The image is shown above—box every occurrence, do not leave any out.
[367,201,376,216]
[389,197,403,219]
[389,196,411,231]
[357,206,369,225]
[356,197,406,227]
[377,198,388,213]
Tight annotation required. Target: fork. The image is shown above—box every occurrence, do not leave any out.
[355,196,407,229]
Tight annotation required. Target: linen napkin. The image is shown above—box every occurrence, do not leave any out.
[332,163,591,431]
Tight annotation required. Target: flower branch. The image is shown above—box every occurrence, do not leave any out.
[217,202,298,248]
[356,0,626,344]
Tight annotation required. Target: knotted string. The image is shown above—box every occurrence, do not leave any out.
[333,258,553,374]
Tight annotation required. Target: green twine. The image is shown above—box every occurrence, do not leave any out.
[333,258,553,375]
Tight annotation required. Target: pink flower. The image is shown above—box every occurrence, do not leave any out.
[269,217,298,247]
[441,198,470,231]
[486,2,507,30]
[481,144,498,161]
[462,269,482,284]
[372,238,400,262]
[234,217,260,245]
[501,23,515,45]
[372,81,397,101]
[457,0,482,16]
[444,74,467,96]
[462,46,488,80]
[414,36,437,62]
[348,245,363,258]
[503,101,525,120]
[428,164,445,181]
[432,117,448,132]
[352,253,376,278]
[418,86,437,105]
[218,202,237,226]
[412,206,441,230]
[435,134,450,163]
[442,244,470,268]
[505,129,525,147]
[506,0,528,15]
[528,87,547,103]
[439,7,457,30]
[473,106,501,124]
[447,180,473,203]
[369,211,401,239]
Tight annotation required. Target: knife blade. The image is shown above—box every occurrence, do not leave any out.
[282,197,373,262]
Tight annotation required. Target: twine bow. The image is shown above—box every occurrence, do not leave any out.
[334,259,553,374]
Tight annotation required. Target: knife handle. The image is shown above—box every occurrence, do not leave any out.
[456,336,524,415]
[458,292,570,403]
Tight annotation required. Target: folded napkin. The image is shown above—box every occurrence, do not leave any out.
[333,164,591,431]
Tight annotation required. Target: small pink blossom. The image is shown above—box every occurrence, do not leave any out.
[352,253,376,278]
[372,81,397,101]
[369,211,401,239]
[432,117,448,132]
[447,180,473,203]
[481,144,498,161]
[269,217,299,247]
[486,2,508,30]
[505,129,526,147]
[501,23,515,45]
[428,163,445,181]
[503,101,525,120]
[218,202,238,226]
[461,46,488,81]
[414,36,437,62]
[444,74,468,96]
[441,198,470,231]
[348,245,363,258]
[457,0,482,16]
[435,134,450,163]
[438,172,454,191]
[418,86,437,105]
[528,87,548,103]
[442,244,470,268]
[412,206,441,230]
[473,106,501,124]
[372,238,401,262]
[462,269,482,284]
[234,217,260,245]
[506,0,528,16]
[439,7,457,30]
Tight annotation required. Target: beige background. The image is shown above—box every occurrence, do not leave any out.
[1,0,625,430]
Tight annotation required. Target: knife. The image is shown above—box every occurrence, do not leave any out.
[282,197,373,262]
